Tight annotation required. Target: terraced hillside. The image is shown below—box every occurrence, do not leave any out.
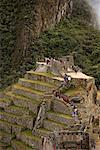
[0,71,77,150]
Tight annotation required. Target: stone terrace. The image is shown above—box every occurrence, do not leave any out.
[0,70,77,150]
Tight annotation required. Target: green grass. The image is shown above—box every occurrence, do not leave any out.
[65,86,83,96]
[22,130,41,141]
[27,70,56,78]
[48,110,72,119]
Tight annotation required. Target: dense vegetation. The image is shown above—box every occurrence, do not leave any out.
[32,18,100,87]
[0,0,36,89]
[0,0,100,89]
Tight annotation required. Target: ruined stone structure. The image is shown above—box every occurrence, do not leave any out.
[42,131,90,150]
[0,56,99,149]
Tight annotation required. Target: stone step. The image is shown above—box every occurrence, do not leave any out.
[5,92,39,114]
[43,119,67,131]
[18,130,42,149]
[25,71,62,86]
[11,139,34,150]
[52,97,72,114]
[12,84,45,100]
[4,105,31,116]
[0,119,25,135]
[0,111,35,130]
[18,78,56,92]
[0,98,12,108]
[47,111,74,125]
[35,128,52,137]
[0,130,15,145]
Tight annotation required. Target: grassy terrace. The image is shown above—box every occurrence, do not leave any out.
[37,128,52,133]
[65,86,83,96]
[11,140,34,150]
[21,130,41,141]
[19,78,56,88]
[0,130,14,137]
[27,71,56,78]
[0,98,11,103]
[45,119,67,127]
[6,105,30,112]
[0,110,35,118]
[0,119,25,129]
[13,84,45,95]
[6,92,40,104]
[48,111,72,119]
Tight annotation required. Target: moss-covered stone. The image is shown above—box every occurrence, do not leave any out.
[19,130,42,149]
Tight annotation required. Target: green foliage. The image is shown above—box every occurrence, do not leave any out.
[32,18,100,87]
[0,0,100,89]
[0,0,36,89]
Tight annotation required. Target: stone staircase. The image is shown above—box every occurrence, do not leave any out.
[0,70,77,149]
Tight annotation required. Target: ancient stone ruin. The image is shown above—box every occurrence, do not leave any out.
[0,56,99,149]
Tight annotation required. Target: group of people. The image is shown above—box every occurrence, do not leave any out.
[52,73,79,123]
[70,102,79,122]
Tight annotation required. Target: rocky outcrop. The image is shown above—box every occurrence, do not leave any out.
[13,0,73,65]
[31,0,73,37]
